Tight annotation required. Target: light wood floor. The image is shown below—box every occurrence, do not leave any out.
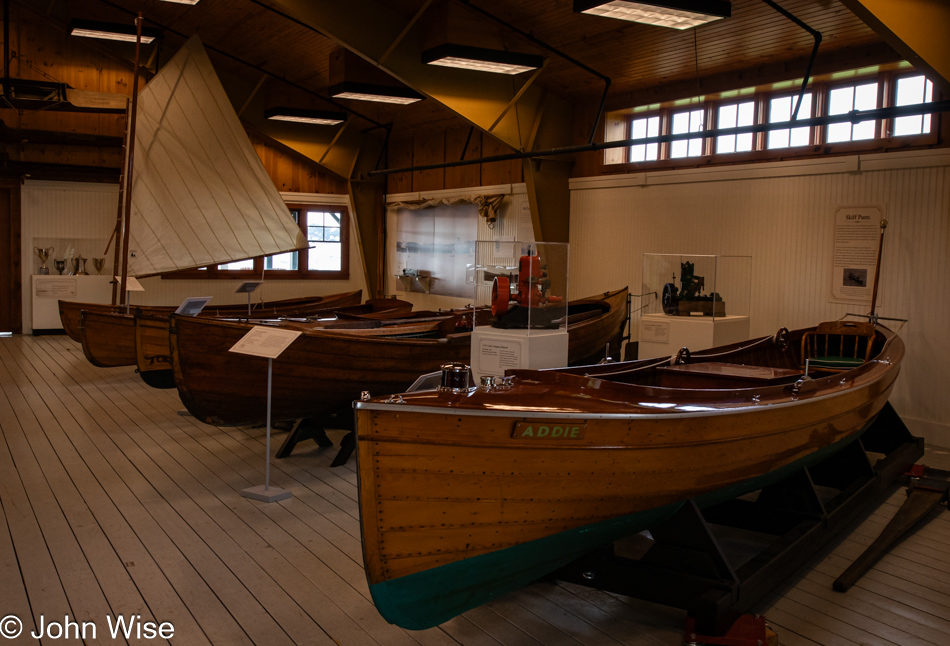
[1,334,948,646]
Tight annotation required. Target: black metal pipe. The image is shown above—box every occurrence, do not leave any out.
[458,0,611,146]
[761,0,822,121]
[368,99,950,176]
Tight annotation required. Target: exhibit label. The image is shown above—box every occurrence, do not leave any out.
[831,205,884,304]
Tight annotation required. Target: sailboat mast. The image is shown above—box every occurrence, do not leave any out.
[869,219,888,317]
[118,13,144,306]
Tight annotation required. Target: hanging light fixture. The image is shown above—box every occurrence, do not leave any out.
[264,107,347,125]
[328,82,424,105]
[70,19,161,43]
[573,1,730,29]
[422,44,543,75]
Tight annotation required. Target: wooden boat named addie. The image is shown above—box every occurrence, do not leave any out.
[354,322,904,629]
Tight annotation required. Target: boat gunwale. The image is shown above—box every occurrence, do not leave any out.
[355,324,902,419]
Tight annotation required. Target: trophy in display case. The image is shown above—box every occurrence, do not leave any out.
[74,255,89,276]
[93,257,106,275]
[34,246,54,275]
[54,259,66,275]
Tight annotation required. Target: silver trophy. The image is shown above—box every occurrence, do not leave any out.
[33,246,54,274]
[92,257,106,275]
[54,259,66,274]
[74,255,89,276]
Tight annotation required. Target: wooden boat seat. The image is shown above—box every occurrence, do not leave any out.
[657,362,802,389]
[801,320,875,373]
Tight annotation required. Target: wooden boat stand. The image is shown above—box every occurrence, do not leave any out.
[275,412,351,461]
[833,462,950,592]
[550,402,923,638]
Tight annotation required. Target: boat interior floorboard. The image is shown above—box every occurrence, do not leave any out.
[1,334,948,646]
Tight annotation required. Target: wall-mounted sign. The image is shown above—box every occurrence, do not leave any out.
[831,205,884,304]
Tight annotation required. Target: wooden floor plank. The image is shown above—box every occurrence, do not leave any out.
[3,335,950,646]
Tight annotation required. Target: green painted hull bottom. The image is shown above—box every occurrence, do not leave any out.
[369,426,872,630]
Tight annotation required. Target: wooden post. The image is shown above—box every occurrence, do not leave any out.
[118,13,144,305]
[870,219,887,317]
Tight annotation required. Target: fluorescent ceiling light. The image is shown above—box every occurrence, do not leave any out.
[328,82,423,105]
[422,44,543,75]
[70,19,161,44]
[159,0,200,4]
[574,0,730,29]
[264,107,346,126]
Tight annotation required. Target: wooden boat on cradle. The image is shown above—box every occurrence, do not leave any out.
[76,290,369,368]
[170,287,629,427]
[353,320,903,629]
[133,297,414,388]
[61,289,364,343]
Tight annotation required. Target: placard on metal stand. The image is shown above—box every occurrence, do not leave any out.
[234,280,264,317]
[115,275,145,314]
[230,325,302,503]
[175,296,212,317]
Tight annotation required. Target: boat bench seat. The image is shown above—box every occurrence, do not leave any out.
[657,362,802,389]
[802,321,875,374]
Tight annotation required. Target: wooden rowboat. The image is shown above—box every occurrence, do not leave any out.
[60,289,364,343]
[75,290,366,367]
[170,287,629,427]
[133,297,414,388]
[353,321,904,629]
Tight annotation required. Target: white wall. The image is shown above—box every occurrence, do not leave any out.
[568,149,950,447]
[20,182,367,332]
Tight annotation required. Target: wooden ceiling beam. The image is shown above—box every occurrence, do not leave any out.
[840,0,950,96]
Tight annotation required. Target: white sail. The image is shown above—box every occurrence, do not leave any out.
[126,35,306,277]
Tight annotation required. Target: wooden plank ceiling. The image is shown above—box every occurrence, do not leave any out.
[18,0,893,138]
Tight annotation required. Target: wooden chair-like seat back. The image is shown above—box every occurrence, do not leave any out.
[801,321,876,373]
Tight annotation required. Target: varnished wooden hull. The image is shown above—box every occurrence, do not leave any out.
[71,290,364,367]
[80,310,136,367]
[354,325,904,629]
[169,288,629,426]
[59,289,363,343]
[170,316,473,426]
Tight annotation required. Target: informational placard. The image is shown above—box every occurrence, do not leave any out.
[234,280,263,294]
[478,338,523,374]
[641,320,670,344]
[229,325,301,359]
[115,275,145,291]
[34,278,77,298]
[831,205,884,303]
[175,296,212,316]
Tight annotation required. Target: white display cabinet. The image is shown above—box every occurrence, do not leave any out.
[470,241,569,381]
[638,254,752,359]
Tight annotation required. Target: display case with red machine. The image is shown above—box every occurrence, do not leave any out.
[470,241,569,381]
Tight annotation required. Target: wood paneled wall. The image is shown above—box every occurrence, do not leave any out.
[248,133,347,194]
[386,128,523,195]
[0,4,129,171]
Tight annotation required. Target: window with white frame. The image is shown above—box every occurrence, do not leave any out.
[670,108,704,158]
[629,114,660,162]
[716,100,755,153]
[892,74,934,136]
[767,92,813,149]
[826,81,878,143]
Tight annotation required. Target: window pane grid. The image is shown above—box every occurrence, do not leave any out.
[670,108,704,158]
[628,115,659,163]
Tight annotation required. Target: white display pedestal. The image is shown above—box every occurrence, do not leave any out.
[471,327,568,382]
[638,313,750,360]
[32,275,113,333]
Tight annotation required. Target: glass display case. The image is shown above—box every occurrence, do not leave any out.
[469,241,569,380]
[639,254,752,359]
